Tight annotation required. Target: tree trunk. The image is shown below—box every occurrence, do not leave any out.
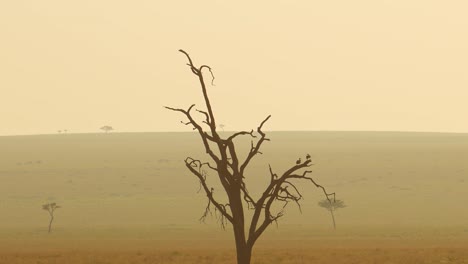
[330,209,336,230]
[235,244,252,264]
[230,190,251,264]
[48,215,54,233]
[233,224,252,264]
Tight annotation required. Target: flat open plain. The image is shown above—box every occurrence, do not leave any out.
[1,132,467,263]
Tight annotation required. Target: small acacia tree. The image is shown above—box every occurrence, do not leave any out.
[42,203,61,233]
[166,50,335,264]
[318,199,346,230]
[100,126,114,133]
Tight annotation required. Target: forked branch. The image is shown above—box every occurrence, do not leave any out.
[239,115,271,175]
[165,105,220,163]
[247,158,335,247]
[178,49,218,134]
[185,157,234,223]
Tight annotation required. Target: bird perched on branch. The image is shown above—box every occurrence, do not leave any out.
[296,158,301,165]
[306,154,311,160]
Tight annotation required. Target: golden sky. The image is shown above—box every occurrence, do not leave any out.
[1,1,467,135]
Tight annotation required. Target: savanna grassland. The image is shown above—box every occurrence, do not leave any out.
[1,132,468,263]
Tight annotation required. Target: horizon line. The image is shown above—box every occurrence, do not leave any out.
[1,129,468,138]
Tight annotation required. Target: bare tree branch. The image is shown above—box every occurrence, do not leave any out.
[200,65,216,86]
[240,115,271,175]
[178,49,219,136]
[185,157,234,223]
[196,109,211,126]
[165,105,220,163]
[226,130,256,142]
[247,158,334,247]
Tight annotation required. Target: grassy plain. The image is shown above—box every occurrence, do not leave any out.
[1,131,467,263]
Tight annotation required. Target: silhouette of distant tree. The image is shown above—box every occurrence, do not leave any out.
[318,199,346,230]
[42,203,61,233]
[166,49,336,264]
[100,126,113,133]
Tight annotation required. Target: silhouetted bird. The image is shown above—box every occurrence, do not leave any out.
[296,158,301,165]
[306,154,311,160]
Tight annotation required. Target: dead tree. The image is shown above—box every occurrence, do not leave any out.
[318,199,346,230]
[42,203,61,233]
[166,50,335,264]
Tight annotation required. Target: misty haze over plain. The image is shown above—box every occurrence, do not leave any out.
[2,1,468,263]
[1,1,468,135]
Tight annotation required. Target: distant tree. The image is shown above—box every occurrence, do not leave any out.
[100,126,114,133]
[318,199,346,230]
[42,203,61,233]
[165,49,336,264]
[57,130,62,134]
[219,124,225,131]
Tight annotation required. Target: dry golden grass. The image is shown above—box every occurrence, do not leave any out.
[1,242,468,264]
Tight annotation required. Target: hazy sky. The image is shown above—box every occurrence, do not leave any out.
[1,1,467,135]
